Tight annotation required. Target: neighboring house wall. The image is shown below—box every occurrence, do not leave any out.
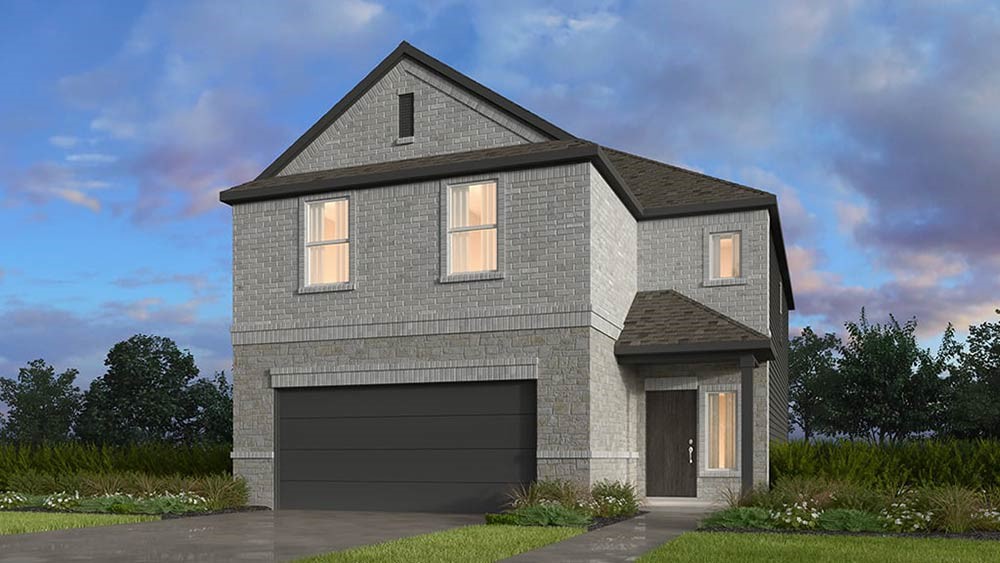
[278,58,549,176]
[768,238,790,443]
[587,165,639,485]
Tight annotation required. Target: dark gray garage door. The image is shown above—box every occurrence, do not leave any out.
[277,380,536,513]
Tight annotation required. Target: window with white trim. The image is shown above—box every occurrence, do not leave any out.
[447,181,497,274]
[710,232,741,279]
[707,391,737,470]
[305,198,349,285]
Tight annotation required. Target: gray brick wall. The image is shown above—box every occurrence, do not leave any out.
[768,238,790,442]
[279,58,549,175]
[637,210,770,334]
[588,164,637,335]
[232,163,591,337]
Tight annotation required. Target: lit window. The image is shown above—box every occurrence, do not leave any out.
[305,199,349,285]
[447,182,497,274]
[708,392,737,470]
[711,232,741,279]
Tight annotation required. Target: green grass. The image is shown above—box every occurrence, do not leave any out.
[0,511,158,535]
[298,524,583,563]
[638,532,1000,563]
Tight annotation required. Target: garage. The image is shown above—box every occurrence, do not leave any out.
[276,380,536,513]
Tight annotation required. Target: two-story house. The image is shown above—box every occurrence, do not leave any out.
[220,41,793,513]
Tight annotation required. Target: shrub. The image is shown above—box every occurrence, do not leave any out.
[771,439,1000,490]
[701,507,774,529]
[0,491,28,509]
[880,499,933,532]
[770,499,822,530]
[590,480,640,518]
[0,443,231,488]
[507,479,589,511]
[925,486,982,533]
[510,504,591,527]
[817,509,884,532]
[484,512,518,525]
[42,491,81,510]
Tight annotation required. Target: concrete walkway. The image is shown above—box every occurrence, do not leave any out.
[0,510,480,562]
[505,504,712,562]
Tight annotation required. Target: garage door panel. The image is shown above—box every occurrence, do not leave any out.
[277,380,536,513]
[279,381,535,418]
[279,449,535,483]
[280,481,518,513]
[279,414,535,450]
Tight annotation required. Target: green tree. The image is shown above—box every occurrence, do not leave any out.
[945,310,1000,438]
[788,327,840,441]
[826,310,955,444]
[75,334,199,444]
[0,359,81,444]
[175,371,233,444]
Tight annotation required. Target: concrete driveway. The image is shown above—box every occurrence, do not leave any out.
[0,510,481,562]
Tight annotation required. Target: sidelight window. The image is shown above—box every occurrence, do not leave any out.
[707,391,737,470]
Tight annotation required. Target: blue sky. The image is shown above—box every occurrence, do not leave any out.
[1,0,998,388]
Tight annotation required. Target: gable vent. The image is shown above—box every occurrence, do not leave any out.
[398,93,414,138]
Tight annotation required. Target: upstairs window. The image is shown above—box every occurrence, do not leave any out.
[398,93,414,139]
[447,181,497,274]
[305,198,350,285]
[710,232,741,279]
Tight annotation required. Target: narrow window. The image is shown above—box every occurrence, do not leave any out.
[708,392,737,470]
[305,199,349,285]
[447,182,497,274]
[711,232,741,279]
[398,93,414,138]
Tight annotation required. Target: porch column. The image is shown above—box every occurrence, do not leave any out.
[740,354,756,495]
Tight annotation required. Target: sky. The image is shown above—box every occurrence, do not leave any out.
[1,0,999,389]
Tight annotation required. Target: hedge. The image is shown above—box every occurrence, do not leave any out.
[0,443,231,489]
[771,439,1000,489]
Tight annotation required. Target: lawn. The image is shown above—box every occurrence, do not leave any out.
[639,532,1000,563]
[298,524,583,563]
[0,511,158,535]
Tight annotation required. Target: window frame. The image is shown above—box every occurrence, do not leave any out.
[440,177,504,283]
[299,194,355,293]
[700,386,741,477]
[703,228,746,287]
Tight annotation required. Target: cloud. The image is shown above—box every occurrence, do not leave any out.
[4,162,107,212]
[49,135,79,148]
[66,153,118,164]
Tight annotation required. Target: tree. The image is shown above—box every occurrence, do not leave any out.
[75,334,199,444]
[0,359,81,444]
[175,371,233,444]
[944,310,1000,438]
[825,310,954,444]
[788,327,840,441]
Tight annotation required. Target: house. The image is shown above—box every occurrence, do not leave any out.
[219,41,793,513]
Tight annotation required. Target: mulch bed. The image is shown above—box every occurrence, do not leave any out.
[0,506,271,519]
[699,526,1000,542]
[588,510,647,531]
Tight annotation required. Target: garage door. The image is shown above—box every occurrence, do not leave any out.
[277,380,536,513]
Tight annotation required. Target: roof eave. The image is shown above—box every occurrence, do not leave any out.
[615,340,775,364]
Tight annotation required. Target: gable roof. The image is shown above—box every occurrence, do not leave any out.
[615,289,773,361]
[255,41,575,180]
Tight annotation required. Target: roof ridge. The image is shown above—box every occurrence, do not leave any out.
[658,288,770,340]
[601,146,773,198]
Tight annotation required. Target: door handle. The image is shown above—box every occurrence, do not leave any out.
[688,439,694,464]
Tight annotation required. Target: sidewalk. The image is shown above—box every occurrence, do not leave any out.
[504,503,712,562]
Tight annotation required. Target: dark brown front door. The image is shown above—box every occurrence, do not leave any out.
[646,390,697,497]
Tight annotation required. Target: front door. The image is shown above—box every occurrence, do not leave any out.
[646,390,697,497]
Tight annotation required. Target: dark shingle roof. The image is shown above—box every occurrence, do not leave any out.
[601,147,773,210]
[615,289,772,358]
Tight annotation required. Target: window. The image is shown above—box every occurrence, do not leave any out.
[305,198,349,285]
[447,181,497,274]
[398,93,414,138]
[710,232,741,279]
[708,392,737,470]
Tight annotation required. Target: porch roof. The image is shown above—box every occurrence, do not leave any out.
[614,289,773,362]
